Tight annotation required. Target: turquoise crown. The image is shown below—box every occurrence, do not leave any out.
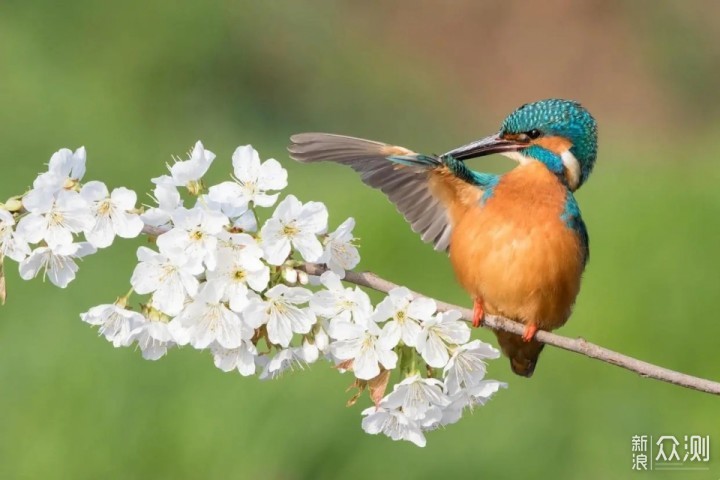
[501,99,598,187]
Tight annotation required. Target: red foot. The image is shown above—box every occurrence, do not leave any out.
[472,298,485,328]
[522,324,538,342]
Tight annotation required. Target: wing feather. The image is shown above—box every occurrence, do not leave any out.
[288,133,454,251]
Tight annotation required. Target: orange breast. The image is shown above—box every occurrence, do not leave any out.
[449,161,586,330]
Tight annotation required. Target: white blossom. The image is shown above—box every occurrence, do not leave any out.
[233,145,287,206]
[212,342,258,376]
[310,271,372,326]
[382,374,451,422]
[0,208,31,261]
[443,339,501,396]
[34,147,87,192]
[81,303,143,347]
[258,346,311,380]
[80,181,144,248]
[211,144,288,208]
[156,206,228,270]
[206,234,269,312]
[243,284,315,348]
[231,209,258,233]
[129,317,176,360]
[440,380,507,426]
[204,189,256,232]
[130,246,203,316]
[48,146,86,181]
[320,217,359,277]
[374,287,435,348]
[167,140,215,187]
[458,380,507,408]
[4,140,510,448]
[416,310,471,368]
[170,282,251,349]
[329,318,397,380]
[260,195,328,265]
[361,406,426,447]
[19,242,96,288]
[142,175,182,228]
[18,189,94,248]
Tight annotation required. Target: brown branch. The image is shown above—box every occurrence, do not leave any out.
[141,225,167,238]
[300,263,720,396]
[140,219,720,396]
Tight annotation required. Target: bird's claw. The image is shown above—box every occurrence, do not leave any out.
[472,298,485,328]
[522,324,538,342]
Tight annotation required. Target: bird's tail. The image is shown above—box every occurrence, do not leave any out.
[494,330,545,377]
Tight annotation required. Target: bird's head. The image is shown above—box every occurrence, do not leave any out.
[445,99,598,191]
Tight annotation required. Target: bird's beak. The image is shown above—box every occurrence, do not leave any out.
[444,133,527,161]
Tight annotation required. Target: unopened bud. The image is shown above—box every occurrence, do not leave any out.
[302,338,319,363]
[281,266,298,284]
[4,197,23,212]
[314,326,329,352]
[297,270,309,285]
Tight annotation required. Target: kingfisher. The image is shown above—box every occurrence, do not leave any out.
[288,99,597,377]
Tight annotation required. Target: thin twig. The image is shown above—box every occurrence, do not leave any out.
[300,263,720,396]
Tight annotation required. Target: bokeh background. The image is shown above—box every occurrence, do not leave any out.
[1,1,719,479]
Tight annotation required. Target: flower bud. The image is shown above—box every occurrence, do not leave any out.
[297,270,309,285]
[314,326,329,352]
[4,197,23,212]
[302,338,319,363]
[281,266,298,284]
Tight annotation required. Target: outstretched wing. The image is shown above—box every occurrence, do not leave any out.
[288,133,453,251]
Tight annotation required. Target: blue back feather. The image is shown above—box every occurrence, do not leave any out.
[561,192,590,264]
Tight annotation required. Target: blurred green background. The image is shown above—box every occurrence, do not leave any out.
[1,1,719,479]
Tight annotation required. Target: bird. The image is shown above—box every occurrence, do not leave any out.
[288,99,597,377]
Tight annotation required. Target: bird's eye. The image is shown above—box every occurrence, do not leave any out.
[527,129,542,140]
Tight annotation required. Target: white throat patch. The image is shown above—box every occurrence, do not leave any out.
[502,149,581,190]
[500,150,532,165]
[561,149,581,191]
